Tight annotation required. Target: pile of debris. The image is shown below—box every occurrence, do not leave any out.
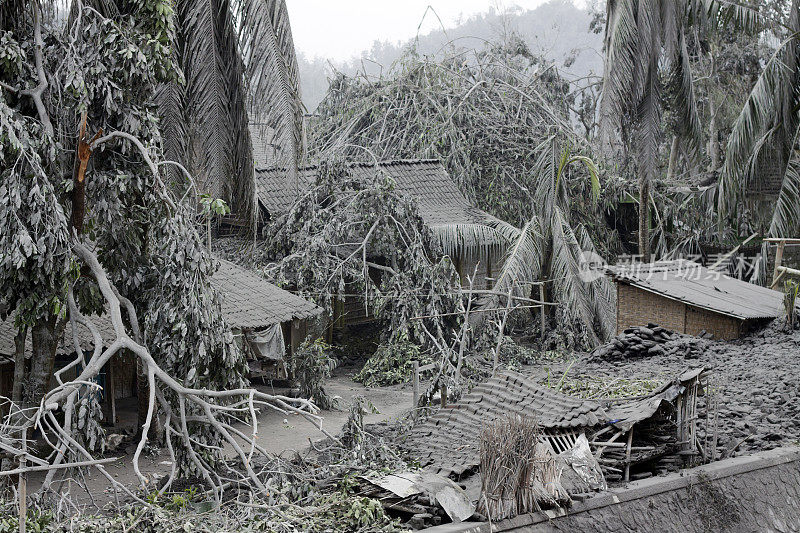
[358,472,474,529]
[590,324,712,361]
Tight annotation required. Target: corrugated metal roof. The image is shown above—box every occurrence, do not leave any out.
[212,258,321,328]
[403,371,607,476]
[607,259,783,320]
[255,160,504,232]
[0,259,321,358]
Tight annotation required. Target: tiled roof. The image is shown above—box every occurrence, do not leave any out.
[403,371,607,476]
[255,160,504,231]
[0,259,321,358]
[212,258,321,328]
[0,311,117,362]
[607,260,783,320]
[249,123,276,169]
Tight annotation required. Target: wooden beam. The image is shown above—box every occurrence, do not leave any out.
[763,238,800,244]
[771,241,786,289]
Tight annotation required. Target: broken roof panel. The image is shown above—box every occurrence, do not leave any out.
[255,159,504,233]
[403,371,607,476]
[607,259,783,320]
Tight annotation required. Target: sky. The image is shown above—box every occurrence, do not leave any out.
[287,1,551,62]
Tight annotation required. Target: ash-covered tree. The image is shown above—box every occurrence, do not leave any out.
[308,35,578,230]
[305,36,616,345]
[0,1,310,497]
[600,0,758,261]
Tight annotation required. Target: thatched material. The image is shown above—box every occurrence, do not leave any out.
[477,415,570,521]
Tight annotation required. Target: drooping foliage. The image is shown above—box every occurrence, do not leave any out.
[600,0,759,260]
[262,159,464,350]
[308,36,579,229]
[0,0,244,468]
[717,0,800,282]
[157,0,302,224]
[305,38,617,345]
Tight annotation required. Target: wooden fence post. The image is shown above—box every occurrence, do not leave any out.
[539,284,546,340]
[412,361,419,409]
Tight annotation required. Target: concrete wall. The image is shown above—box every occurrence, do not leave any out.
[616,283,744,340]
[425,446,800,533]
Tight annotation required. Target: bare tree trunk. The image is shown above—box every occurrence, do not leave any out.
[666,136,680,181]
[24,316,58,410]
[12,327,27,405]
[639,178,650,263]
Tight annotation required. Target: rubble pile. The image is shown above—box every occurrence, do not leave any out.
[590,324,711,361]
[580,320,800,457]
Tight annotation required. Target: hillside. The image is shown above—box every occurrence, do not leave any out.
[299,0,604,111]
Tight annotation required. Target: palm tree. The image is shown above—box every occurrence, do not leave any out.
[600,0,757,261]
[718,0,799,282]
[482,141,615,345]
[157,0,303,223]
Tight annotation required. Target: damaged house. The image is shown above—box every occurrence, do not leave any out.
[255,159,508,326]
[0,257,320,424]
[405,368,711,490]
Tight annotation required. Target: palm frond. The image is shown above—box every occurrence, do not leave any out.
[430,223,510,265]
[718,1,800,216]
[236,0,303,191]
[549,206,600,345]
[490,219,543,300]
[155,80,188,187]
[600,0,641,137]
[768,143,800,240]
[668,32,702,159]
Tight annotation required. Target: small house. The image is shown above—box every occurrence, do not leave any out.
[607,260,783,340]
[0,258,321,424]
[255,159,508,325]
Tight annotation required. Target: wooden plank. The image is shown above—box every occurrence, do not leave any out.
[772,241,786,289]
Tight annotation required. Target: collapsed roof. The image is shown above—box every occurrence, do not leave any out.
[404,369,707,477]
[607,259,783,320]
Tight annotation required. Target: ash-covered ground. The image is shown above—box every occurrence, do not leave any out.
[567,320,800,457]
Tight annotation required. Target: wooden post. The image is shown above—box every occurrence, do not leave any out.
[772,240,786,289]
[440,383,447,408]
[412,361,419,409]
[18,433,26,533]
[539,284,546,340]
[624,427,633,483]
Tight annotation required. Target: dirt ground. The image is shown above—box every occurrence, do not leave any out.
[25,366,414,508]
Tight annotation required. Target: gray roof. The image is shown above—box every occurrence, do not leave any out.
[403,371,607,476]
[607,259,783,320]
[256,159,503,232]
[213,258,321,328]
[249,123,276,169]
[0,259,320,359]
[403,368,708,477]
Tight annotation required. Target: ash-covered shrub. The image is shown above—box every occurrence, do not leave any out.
[354,339,432,386]
[291,339,337,410]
